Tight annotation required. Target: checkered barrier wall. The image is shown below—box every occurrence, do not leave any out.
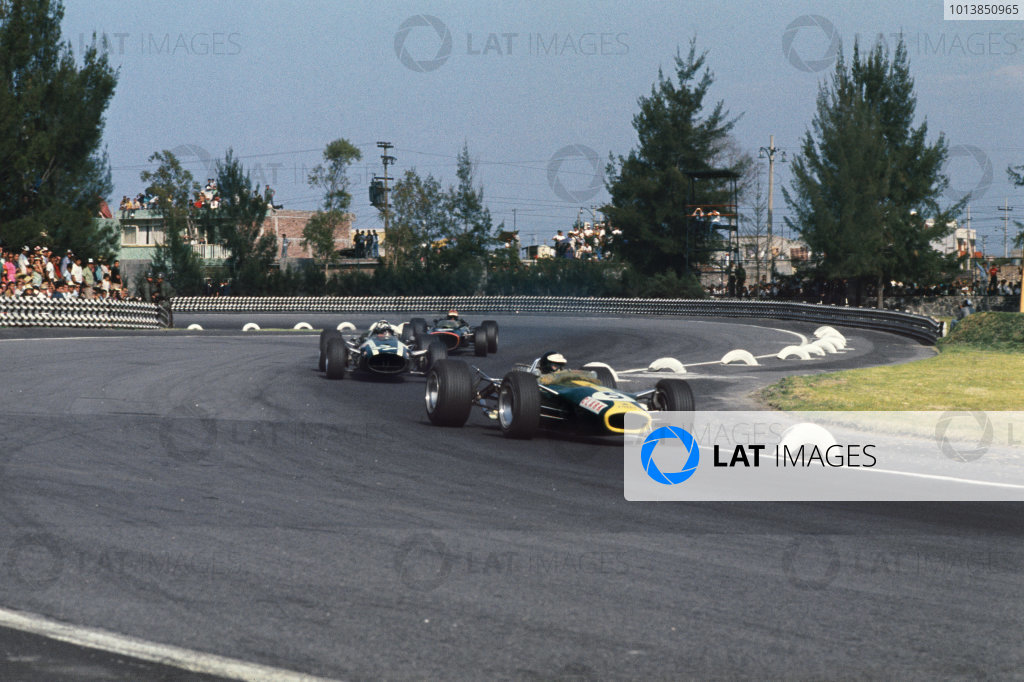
[171,296,944,343]
[0,298,162,329]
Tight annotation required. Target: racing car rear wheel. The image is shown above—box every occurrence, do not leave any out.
[651,379,695,411]
[481,320,499,353]
[319,329,341,371]
[425,360,473,427]
[425,339,447,374]
[325,338,348,380]
[498,371,540,439]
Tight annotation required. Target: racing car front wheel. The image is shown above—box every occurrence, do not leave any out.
[425,339,447,374]
[325,338,348,380]
[319,329,341,371]
[651,378,695,411]
[425,360,473,427]
[499,371,540,439]
[481,320,499,353]
[411,317,428,347]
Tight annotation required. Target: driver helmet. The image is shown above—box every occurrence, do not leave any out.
[372,320,392,336]
[538,351,567,374]
[446,309,459,320]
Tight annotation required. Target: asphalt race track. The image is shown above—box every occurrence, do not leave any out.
[1,315,1021,680]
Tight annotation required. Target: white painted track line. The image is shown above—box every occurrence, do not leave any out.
[0,607,340,682]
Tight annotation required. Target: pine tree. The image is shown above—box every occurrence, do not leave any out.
[0,0,118,258]
[140,150,205,294]
[783,39,959,307]
[605,39,749,279]
[305,138,362,275]
[203,150,275,294]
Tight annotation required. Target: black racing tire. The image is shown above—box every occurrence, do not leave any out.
[481,320,499,353]
[400,323,416,345]
[411,317,428,346]
[319,329,341,371]
[498,371,540,439]
[425,360,473,427]
[651,379,695,411]
[588,365,617,390]
[425,339,447,375]
[325,338,348,380]
[474,330,488,357]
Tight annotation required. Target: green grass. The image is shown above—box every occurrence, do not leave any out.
[760,312,1024,411]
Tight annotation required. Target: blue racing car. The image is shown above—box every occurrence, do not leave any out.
[319,320,446,380]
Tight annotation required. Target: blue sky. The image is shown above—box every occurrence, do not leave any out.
[62,1,1024,253]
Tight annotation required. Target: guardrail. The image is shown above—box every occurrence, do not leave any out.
[0,298,162,329]
[171,296,944,343]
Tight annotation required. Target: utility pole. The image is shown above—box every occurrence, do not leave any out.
[375,141,396,235]
[759,136,786,281]
[998,198,1013,259]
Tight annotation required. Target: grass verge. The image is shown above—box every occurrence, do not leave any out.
[759,312,1024,411]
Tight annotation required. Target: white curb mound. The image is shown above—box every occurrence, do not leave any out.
[647,357,687,373]
[186,323,203,331]
[811,338,839,354]
[777,345,811,360]
[293,322,313,330]
[778,423,838,453]
[337,322,356,332]
[582,362,621,383]
[814,326,840,338]
[242,322,260,332]
[802,344,827,357]
[720,349,758,366]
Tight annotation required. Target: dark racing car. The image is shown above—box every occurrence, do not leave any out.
[319,320,446,380]
[424,351,695,438]
[406,310,499,357]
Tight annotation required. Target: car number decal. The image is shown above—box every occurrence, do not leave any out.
[590,390,631,402]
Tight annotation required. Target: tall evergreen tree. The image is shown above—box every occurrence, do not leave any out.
[203,149,275,294]
[140,150,204,294]
[0,0,119,258]
[784,39,959,307]
[605,40,748,278]
[1006,164,1024,251]
[304,138,362,274]
[442,143,500,264]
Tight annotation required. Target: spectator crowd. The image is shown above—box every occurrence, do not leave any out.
[119,181,281,217]
[551,224,621,260]
[1,244,128,300]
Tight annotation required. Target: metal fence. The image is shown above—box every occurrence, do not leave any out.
[171,296,944,343]
[0,298,161,329]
